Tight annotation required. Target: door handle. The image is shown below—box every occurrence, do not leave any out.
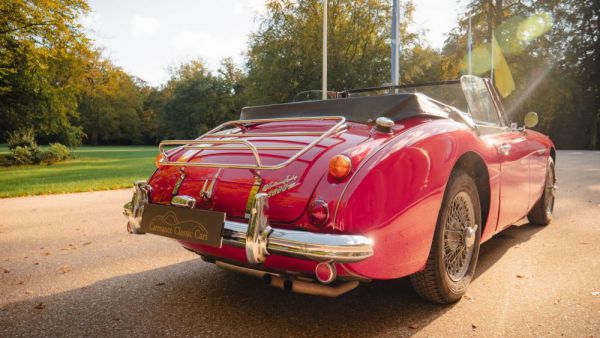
[499,143,511,155]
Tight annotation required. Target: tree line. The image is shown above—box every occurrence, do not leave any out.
[0,0,598,149]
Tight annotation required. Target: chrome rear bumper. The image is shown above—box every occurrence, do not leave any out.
[124,181,374,264]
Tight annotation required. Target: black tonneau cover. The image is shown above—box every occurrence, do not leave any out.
[241,93,471,126]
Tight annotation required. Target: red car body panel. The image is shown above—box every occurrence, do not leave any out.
[145,112,555,280]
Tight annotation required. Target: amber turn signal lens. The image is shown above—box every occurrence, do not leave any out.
[329,155,352,179]
[155,153,165,168]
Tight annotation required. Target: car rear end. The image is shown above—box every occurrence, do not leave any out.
[124,116,377,296]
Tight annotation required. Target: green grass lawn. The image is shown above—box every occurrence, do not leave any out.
[0,145,157,198]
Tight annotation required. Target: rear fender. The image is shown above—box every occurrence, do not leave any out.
[336,119,500,279]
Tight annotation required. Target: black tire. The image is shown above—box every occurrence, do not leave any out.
[410,169,482,304]
[527,158,555,226]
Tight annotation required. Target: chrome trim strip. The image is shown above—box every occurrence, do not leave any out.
[123,181,152,234]
[125,181,374,263]
[171,195,196,208]
[157,116,347,171]
[245,193,271,264]
[221,219,374,263]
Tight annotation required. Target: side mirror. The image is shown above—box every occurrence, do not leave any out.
[524,112,538,129]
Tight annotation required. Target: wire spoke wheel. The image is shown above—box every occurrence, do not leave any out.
[410,169,481,304]
[528,158,556,226]
[443,191,477,282]
[545,168,556,218]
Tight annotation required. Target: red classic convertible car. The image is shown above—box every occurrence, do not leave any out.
[124,75,556,303]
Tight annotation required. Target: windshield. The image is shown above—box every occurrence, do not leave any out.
[346,82,469,113]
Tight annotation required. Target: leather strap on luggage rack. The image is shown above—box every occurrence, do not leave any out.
[157,116,347,170]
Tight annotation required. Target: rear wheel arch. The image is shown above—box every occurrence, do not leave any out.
[452,152,491,236]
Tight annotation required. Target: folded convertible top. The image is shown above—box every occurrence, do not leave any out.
[241,93,468,125]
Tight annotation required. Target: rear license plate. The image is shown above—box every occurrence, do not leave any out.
[141,203,225,248]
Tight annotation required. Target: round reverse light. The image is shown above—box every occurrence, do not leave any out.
[315,262,336,284]
[308,199,329,227]
[329,155,352,179]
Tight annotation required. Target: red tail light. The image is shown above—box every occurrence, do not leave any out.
[308,199,329,227]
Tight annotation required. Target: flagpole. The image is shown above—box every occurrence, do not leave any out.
[322,0,328,100]
[468,13,472,75]
[391,0,401,86]
[490,30,494,84]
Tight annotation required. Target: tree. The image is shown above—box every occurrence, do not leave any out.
[244,0,434,105]
[78,56,143,145]
[550,0,599,149]
[0,0,91,145]
[157,60,240,139]
[441,0,599,149]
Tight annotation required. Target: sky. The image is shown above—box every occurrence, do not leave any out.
[82,0,462,86]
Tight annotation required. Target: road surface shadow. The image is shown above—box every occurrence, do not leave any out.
[0,224,543,337]
[475,222,545,279]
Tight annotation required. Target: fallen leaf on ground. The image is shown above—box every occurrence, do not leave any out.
[43,252,52,256]
[463,294,474,300]
[408,324,419,330]
[82,242,92,246]
[61,265,71,274]
[472,324,478,330]
[3,269,9,273]
[516,274,526,278]
[579,241,590,245]
[34,302,45,310]
[25,289,33,295]
[592,292,600,297]
[16,281,24,285]
[34,262,39,265]
[155,282,165,286]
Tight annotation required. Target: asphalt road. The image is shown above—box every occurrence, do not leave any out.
[1,150,599,337]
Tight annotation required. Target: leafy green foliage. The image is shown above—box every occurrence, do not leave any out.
[4,128,71,165]
[0,0,90,146]
[441,0,599,148]
[6,128,37,150]
[0,0,597,150]
[9,146,35,165]
[41,143,71,163]
[244,0,432,105]
[78,58,144,145]
[156,61,239,139]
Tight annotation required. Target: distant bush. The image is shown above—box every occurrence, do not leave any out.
[6,128,37,150]
[37,143,71,164]
[9,146,35,165]
[4,128,71,166]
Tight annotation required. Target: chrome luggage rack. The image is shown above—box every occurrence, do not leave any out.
[157,116,347,170]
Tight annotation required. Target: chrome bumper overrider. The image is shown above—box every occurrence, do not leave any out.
[124,181,374,264]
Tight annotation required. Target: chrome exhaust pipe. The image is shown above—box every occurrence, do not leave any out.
[215,261,359,297]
